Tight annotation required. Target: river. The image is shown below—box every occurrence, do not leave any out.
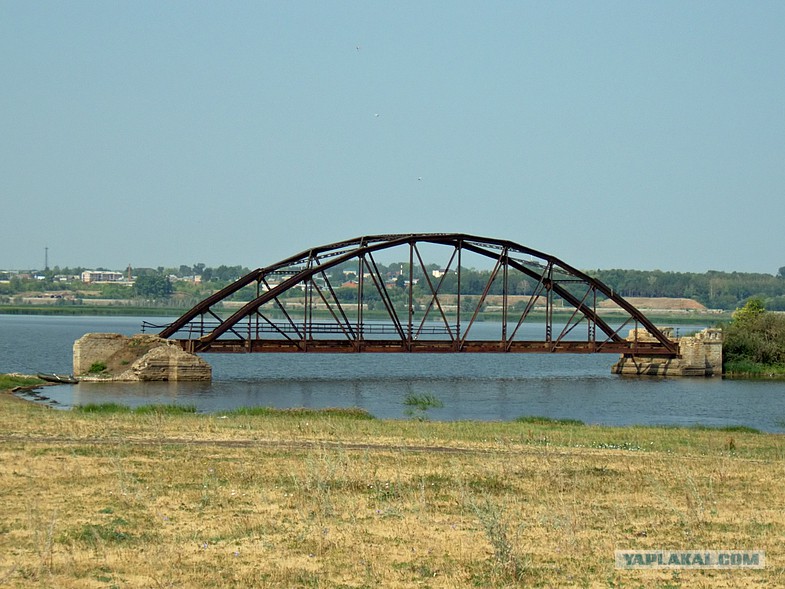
[2,314,783,431]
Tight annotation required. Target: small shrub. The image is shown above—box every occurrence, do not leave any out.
[469,496,527,582]
[88,362,107,374]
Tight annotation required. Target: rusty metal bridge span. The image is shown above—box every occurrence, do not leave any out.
[153,234,679,358]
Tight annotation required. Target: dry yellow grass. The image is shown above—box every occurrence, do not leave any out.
[1,388,784,588]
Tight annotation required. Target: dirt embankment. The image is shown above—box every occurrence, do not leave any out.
[599,297,707,311]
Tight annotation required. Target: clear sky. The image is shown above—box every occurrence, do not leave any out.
[2,2,783,274]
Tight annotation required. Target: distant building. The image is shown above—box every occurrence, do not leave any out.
[81,270,125,283]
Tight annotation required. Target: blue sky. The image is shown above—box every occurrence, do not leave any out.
[2,2,783,274]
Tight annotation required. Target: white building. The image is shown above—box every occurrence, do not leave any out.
[81,270,125,283]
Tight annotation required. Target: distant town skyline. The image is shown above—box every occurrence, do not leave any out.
[3,3,784,274]
[3,244,783,278]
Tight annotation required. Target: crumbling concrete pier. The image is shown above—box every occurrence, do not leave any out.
[611,328,723,377]
[73,333,212,381]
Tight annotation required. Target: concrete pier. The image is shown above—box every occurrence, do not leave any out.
[611,328,723,377]
[73,333,212,381]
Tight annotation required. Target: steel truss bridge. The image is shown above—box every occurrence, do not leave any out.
[152,233,679,358]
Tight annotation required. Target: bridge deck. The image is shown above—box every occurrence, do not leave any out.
[174,339,679,356]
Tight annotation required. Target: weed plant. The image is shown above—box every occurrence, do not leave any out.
[403,392,444,420]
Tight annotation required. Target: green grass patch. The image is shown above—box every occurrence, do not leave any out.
[62,520,134,547]
[514,415,585,426]
[724,359,785,377]
[647,422,762,434]
[689,424,761,434]
[74,402,132,414]
[0,374,44,390]
[133,403,197,415]
[74,402,197,415]
[220,406,375,420]
[77,403,371,418]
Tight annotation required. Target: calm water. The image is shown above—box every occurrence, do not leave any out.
[2,314,784,431]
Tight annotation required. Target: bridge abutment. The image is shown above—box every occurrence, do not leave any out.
[611,328,722,377]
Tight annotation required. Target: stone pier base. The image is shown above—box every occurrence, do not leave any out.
[611,328,723,377]
[73,333,212,381]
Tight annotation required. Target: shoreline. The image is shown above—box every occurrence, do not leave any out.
[3,377,782,434]
[1,375,55,407]
[1,381,782,436]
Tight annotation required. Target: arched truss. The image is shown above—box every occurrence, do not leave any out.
[154,233,679,356]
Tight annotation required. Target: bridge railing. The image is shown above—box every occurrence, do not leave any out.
[142,320,454,338]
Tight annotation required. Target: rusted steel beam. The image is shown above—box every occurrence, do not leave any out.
[174,338,679,356]
[158,267,264,338]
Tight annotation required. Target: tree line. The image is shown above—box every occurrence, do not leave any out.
[586,268,785,310]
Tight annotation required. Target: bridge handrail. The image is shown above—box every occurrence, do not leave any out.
[143,320,454,337]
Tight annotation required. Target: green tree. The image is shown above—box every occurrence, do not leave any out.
[724,299,785,370]
[134,274,173,299]
[210,265,249,283]
[731,297,765,327]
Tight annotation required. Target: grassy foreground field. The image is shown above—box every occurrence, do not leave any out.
[1,387,784,588]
